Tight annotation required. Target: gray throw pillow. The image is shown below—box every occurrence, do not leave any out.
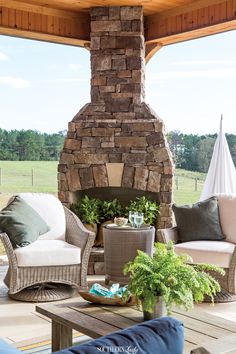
[0,196,50,248]
[172,197,224,242]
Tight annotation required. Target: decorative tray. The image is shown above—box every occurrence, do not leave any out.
[105,223,151,230]
[78,290,137,306]
[105,223,133,229]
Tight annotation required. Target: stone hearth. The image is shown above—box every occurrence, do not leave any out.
[58,6,174,229]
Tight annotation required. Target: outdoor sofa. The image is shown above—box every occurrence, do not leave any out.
[0,317,184,354]
[157,194,236,295]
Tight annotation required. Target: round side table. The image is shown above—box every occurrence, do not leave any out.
[103,225,155,285]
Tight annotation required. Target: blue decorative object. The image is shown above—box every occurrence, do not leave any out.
[89,283,127,298]
[0,317,184,354]
[55,317,184,354]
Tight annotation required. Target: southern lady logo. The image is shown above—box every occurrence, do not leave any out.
[97,345,138,354]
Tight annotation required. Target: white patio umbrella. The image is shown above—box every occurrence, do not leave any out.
[200,116,236,201]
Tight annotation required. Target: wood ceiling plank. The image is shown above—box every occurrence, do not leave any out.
[145,0,236,45]
[0,0,87,19]
[3,0,196,15]
[0,4,90,46]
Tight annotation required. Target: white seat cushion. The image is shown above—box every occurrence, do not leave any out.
[175,241,235,268]
[217,194,236,244]
[19,193,66,241]
[15,240,81,267]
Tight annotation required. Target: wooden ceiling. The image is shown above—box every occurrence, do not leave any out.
[10,0,195,16]
[1,0,236,51]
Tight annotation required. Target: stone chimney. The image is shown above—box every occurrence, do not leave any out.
[58,6,174,229]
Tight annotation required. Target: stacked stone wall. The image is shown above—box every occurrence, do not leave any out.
[58,6,174,229]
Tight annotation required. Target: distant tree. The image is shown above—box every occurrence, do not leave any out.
[226,134,236,167]
[16,130,44,160]
[43,132,65,160]
[196,136,216,172]
[167,131,184,167]
[0,129,64,161]
[167,132,222,172]
[0,129,19,160]
[180,134,201,171]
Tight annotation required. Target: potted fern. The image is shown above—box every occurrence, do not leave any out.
[124,242,224,320]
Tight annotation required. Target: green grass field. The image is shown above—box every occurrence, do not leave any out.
[174,168,205,205]
[0,161,58,193]
[0,162,206,208]
[0,162,206,255]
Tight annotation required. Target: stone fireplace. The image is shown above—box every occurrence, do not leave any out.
[58,6,174,229]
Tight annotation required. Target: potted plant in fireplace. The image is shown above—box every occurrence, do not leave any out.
[70,195,100,237]
[126,196,159,226]
[96,199,123,246]
[123,242,224,321]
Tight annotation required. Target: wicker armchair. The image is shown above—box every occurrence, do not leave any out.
[0,194,95,300]
[157,227,236,295]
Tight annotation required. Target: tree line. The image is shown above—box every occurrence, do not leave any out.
[0,128,236,173]
[0,129,65,161]
[167,131,236,172]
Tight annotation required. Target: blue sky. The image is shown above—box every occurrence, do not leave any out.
[0,29,236,134]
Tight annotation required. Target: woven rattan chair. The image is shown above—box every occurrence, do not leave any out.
[157,227,236,296]
[0,194,95,301]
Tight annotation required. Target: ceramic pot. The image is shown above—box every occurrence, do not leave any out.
[143,296,166,321]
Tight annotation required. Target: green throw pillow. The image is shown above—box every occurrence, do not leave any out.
[0,196,49,248]
[172,197,224,242]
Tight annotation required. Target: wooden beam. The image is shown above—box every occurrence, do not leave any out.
[0,2,90,47]
[0,0,85,19]
[145,0,236,46]
[145,43,163,63]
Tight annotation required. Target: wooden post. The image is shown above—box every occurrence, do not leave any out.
[195,178,198,191]
[31,168,34,186]
[176,176,178,190]
[0,168,2,186]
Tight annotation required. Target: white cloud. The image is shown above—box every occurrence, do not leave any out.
[150,67,236,80]
[0,76,31,88]
[172,60,236,66]
[0,52,8,61]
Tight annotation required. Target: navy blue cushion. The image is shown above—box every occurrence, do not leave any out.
[0,339,22,354]
[54,317,184,354]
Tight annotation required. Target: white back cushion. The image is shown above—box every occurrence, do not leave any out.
[19,193,66,240]
[217,194,236,244]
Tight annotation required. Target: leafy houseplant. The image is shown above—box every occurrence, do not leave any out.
[96,199,124,246]
[70,195,100,235]
[126,196,159,225]
[123,242,224,319]
[100,199,123,221]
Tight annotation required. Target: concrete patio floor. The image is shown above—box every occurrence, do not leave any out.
[0,263,97,349]
[1,261,236,351]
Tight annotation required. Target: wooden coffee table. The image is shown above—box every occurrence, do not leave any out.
[36,301,236,353]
